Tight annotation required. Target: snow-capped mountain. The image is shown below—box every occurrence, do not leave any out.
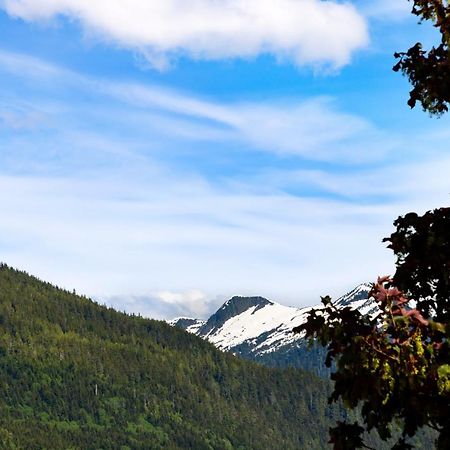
[168,317,206,334]
[170,284,374,373]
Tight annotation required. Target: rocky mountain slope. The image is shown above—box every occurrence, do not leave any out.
[170,284,376,374]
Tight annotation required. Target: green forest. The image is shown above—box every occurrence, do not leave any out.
[0,264,436,449]
[0,263,344,449]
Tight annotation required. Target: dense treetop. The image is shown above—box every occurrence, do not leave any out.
[394,1,450,115]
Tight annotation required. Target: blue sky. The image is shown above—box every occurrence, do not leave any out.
[1,0,449,319]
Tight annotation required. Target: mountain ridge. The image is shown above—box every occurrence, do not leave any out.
[170,283,374,372]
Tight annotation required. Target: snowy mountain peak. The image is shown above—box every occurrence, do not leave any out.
[198,296,273,337]
[169,284,379,371]
[168,317,205,334]
[334,283,372,307]
[334,283,378,317]
[220,296,273,315]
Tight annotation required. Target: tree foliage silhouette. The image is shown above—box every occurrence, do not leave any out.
[296,208,450,449]
[394,1,450,115]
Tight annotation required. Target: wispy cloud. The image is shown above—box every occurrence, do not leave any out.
[0,49,383,163]
[1,49,450,317]
[0,173,394,310]
[104,81,381,161]
[1,151,449,317]
[1,0,369,70]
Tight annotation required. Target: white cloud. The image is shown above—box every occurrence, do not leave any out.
[263,155,450,212]
[154,290,209,316]
[0,50,382,163]
[1,0,369,70]
[234,98,378,161]
[104,81,380,161]
[103,289,218,319]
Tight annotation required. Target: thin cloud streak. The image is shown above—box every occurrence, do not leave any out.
[0,49,386,163]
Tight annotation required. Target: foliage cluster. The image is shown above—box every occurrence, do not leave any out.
[296,208,450,449]
[394,0,450,115]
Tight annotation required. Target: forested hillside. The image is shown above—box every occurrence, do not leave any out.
[0,263,345,450]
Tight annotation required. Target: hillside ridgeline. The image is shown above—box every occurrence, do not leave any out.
[0,264,343,450]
